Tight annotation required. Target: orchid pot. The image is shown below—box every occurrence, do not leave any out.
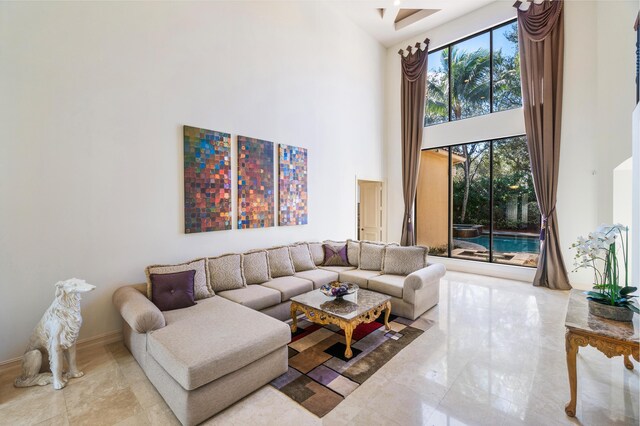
[571,224,639,322]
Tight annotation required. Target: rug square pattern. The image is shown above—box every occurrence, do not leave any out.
[385,331,403,340]
[307,365,339,386]
[324,342,363,362]
[288,334,342,374]
[388,321,407,332]
[290,328,333,352]
[271,316,433,418]
[271,367,302,389]
[336,320,382,340]
[325,328,389,374]
[327,375,359,397]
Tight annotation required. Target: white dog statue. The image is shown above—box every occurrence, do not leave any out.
[14,278,95,390]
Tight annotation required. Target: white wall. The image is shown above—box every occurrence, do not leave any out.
[633,105,640,292]
[0,1,385,363]
[384,0,638,288]
[613,158,633,285]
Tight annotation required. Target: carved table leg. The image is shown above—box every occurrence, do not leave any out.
[624,354,634,370]
[565,331,579,417]
[290,303,298,333]
[344,323,354,359]
[384,301,392,331]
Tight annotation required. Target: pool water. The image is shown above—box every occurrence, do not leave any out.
[458,235,540,254]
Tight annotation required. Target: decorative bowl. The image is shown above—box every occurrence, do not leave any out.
[320,282,358,299]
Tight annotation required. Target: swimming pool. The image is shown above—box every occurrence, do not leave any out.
[457,234,540,254]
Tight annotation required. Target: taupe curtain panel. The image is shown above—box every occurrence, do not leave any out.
[399,40,429,246]
[516,0,571,290]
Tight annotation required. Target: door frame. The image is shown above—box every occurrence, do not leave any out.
[355,177,387,242]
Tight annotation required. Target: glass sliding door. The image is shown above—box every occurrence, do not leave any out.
[415,136,540,267]
[491,137,540,266]
[451,142,491,262]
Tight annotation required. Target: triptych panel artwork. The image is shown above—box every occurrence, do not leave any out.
[237,136,274,229]
[278,144,308,226]
[183,126,232,233]
[183,125,307,233]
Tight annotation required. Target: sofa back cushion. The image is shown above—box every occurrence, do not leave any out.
[347,240,360,267]
[358,242,386,271]
[267,247,295,278]
[207,254,245,292]
[242,251,271,284]
[146,258,212,300]
[150,270,197,311]
[289,244,316,272]
[322,243,349,266]
[383,246,428,276]
[308,242,324,266]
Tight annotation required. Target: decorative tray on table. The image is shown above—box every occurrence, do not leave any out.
[319,281,358,299]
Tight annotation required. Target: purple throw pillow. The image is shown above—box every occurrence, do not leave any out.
[322,244,349,267]
[150,270,197,312]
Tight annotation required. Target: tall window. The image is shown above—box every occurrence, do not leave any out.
[416,136,540,267]
[424,19,522,126]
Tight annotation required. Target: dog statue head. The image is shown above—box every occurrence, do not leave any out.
[55,278,96,297]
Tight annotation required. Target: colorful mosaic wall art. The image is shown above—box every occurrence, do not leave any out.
[237,136,274,229]
[183,126,231,233]
[278,144,308,226]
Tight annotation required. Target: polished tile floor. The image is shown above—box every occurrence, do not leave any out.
[0,271,638,425]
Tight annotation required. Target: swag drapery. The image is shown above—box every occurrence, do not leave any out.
[516,0,571,289]
[399,40,429,246]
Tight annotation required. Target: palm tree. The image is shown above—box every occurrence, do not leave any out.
[449,47,490,120]
[426,46,490,222]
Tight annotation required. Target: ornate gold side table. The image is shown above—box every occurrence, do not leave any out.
[290,288,392,359]
[564,289,639,417]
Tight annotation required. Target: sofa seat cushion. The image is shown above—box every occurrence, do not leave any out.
[318,265,357,273]
[294,269,339,289]
[338,269,382,288]
[217,285,281,311]
[147,296,290,391]
[368,274,405,299]
[262,276,313,301]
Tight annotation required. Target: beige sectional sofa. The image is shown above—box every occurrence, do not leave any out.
[112,240,445,425]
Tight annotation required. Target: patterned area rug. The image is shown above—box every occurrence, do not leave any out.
[270,314,434,417]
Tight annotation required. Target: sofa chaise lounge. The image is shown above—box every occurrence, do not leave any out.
[113,240,446,425]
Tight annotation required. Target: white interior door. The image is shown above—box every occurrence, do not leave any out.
[359,181,383,241]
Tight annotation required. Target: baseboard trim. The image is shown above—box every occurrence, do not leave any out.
[0,329,122,373]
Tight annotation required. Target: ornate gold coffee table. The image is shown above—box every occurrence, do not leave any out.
[290,288,392,359]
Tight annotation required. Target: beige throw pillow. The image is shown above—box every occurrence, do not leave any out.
[383,246,429,276]
[207,254,245,292]
[267,247,295,278]
[242,251,270,284]
[347,240,360,267]
[358,242,386,271]
[307,242,324,266]
[289,244,316,272]
[146,258,212,300]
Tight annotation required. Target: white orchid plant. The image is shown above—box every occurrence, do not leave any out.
[571,224,639,313]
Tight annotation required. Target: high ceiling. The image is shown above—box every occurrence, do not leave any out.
[330,0,496,47]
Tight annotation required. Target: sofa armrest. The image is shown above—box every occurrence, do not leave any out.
[403,263,446,303]
[113,286,165,333]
